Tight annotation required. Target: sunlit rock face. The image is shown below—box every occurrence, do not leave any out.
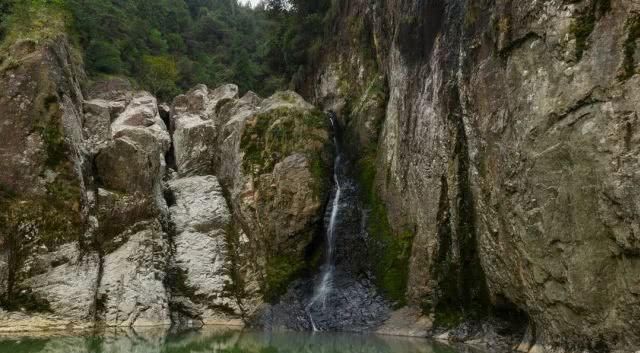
[311,0,640,351]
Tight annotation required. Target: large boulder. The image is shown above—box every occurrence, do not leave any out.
[218,90,333,304]
[171,84,239,177]
[169,86,334,314]
[97,221,171,327]
[168,176,242,326]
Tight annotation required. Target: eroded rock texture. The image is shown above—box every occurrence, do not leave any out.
[170,86,333,318]
[0,37,332,331]
[310,0,640,351]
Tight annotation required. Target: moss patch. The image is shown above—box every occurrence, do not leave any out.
[241,106,331,197]
[356,152,413,307]
[569,0,611,61]
[263,254,305,303]
[618,14,640,81]
[0,0,69,56]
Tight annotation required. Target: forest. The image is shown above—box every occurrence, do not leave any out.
[0,0,333,99]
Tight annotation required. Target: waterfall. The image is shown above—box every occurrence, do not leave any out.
[306,113,342,331]
[264,112,389,332]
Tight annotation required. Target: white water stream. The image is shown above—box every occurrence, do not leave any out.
[306,115,342,331]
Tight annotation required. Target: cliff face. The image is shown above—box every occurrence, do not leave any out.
[311,0,640,351]
[0,37,332,330]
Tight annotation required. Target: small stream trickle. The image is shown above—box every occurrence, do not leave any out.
[306,113,342,331]
[262,112,389,332]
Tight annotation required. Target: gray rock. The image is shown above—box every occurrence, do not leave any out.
[312,0,640,351]
[168,176,242,324]
[82,99,112,154]
[98,221,171,327]
[22,243,99,320]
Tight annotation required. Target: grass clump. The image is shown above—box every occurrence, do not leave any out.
[0,0,69,52]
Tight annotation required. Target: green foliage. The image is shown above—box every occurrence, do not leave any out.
[86,41,124,74]
[141,55,179,98]
[263,0,334,88]
[1,0,337,98]
[67,0,289,98]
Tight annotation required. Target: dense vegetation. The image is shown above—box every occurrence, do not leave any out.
[0,0,333,99]
[68,0,278,98]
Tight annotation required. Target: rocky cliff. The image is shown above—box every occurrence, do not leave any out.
[309,0,640,352]
[0,35,333,330]
[1,1,639,353]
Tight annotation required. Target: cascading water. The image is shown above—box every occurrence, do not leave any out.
[261,112,389,332]
[306,114,342,331]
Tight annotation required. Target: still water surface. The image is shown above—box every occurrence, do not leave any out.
[0,327,471,353]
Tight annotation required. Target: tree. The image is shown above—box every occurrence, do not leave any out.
[141,55,179,99]
[87,41,124,74]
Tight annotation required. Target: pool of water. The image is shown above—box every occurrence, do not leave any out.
[0,327,472,353]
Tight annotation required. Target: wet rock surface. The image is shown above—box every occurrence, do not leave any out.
[310,0,640,351]
[260,138,390,332]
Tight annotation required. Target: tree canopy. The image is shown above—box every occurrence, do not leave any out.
[1,0,336,100]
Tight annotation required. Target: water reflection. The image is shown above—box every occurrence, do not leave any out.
[0,327,465,353]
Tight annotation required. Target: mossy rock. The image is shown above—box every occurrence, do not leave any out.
[238,101,332,303]
[356,151,413,307]
[241,106,330,179]
[263,254,306,303]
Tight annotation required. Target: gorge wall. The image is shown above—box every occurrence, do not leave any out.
[0,34,333,331]
[0,1,639,353]
[308,0,640,352]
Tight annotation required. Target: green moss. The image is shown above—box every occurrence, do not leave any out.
[619,14,640,81]
[356,152,413,306]
[241,107,329,177]
[570,0,611,61]
[263,254,305,303]
[0,0,69,53]
[222,223,247,309]
[464,2,481,29]
[309,152,330,198]
[39,99,66,168]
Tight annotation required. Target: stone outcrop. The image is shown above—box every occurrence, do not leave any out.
[170,87,333,317]
[168,176,242,326]
[0,29,332,331]
[309,0,640,352]
[98,221,171,327]
[0,35,92,329]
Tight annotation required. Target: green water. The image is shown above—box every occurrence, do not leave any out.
[0,327,469,353]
